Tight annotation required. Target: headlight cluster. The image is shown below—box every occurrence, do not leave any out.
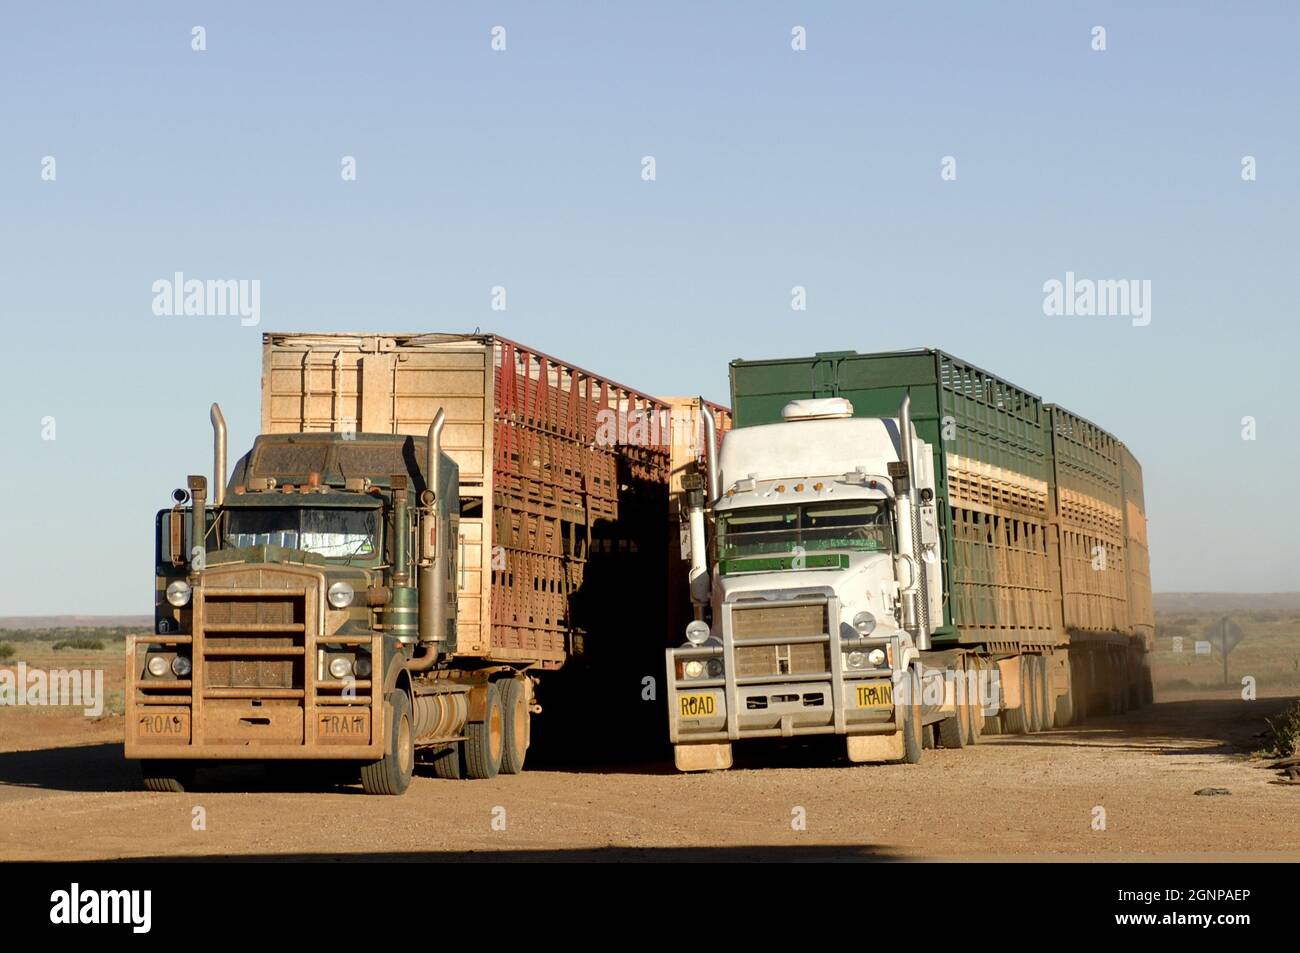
[165,580,192,607]
[325,651,372,680]
[851,611,877,635]
[844,647,889,670]
[327,581,355,609]
[145,652,191,678]
[681,658,723,680]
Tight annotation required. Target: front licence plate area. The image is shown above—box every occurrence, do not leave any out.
[853,681,894,708]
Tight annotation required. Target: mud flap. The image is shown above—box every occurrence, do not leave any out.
[846,732,905,763]
[674,743,733,772]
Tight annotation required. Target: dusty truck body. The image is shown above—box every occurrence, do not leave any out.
[127,332,679,792]
[666,348,1153,770]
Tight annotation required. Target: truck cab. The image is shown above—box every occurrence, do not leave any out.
[666,396,945,770]
[127,405,528,795]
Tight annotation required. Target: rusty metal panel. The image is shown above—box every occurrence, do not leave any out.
[261,332,674,671]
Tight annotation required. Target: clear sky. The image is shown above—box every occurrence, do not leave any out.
[1,2,1296,614]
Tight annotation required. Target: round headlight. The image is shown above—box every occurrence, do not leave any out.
[706,658,723,678]
[868,648,887,666]
[147,655,170,677]
[847,651,866,669]
[852,610,876,635]
[166,580,192,607]
[685,620,710,646]
[329,657,353,679]
[353,656,372,679]
[327,581,355,609]
[171,655,192,678]
[683,660,705,679]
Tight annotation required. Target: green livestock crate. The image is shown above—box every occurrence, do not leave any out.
[730,348,1061,648]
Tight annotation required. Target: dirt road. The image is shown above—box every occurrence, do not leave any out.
[0,689,1296,861]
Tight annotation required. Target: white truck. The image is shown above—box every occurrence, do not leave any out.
[666,395,956,770]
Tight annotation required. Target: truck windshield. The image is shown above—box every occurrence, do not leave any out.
[717,500,893,559]
[224,507,378,559]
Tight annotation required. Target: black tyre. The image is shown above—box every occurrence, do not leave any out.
[1025,656,1044,733]
[1003,656,1030,735]
[1054,657,1075,727]
[938,660,969,748]
[426,743,463,780]
[965,662,983,745]
[499,677,529,775]
[465,681,504,779]
[900,667,923,764]
[1038,656,1056,730]
[140,761,195,793]
[361,690,414,795]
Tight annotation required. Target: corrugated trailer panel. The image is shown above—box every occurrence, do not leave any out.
[1119,443,1154,638]
[262,332,672,671]
[1046,405,1130,635]
[730,349,1059,647]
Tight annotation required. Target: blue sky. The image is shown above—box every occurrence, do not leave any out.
[1,2,1296,613]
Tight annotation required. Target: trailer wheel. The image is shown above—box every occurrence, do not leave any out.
[900,667,923,764]
[1038,655,1057,730]
[140,761,195,793]
[1054,657,1075,728]
[1025,656,1045,733]
[938,659,969,748]
[965,667,983,745]
[499,676,528,775]
[361,690,414,795]
[465,681,504,779]
[1003,656,1030,735]
[426,743,463,780]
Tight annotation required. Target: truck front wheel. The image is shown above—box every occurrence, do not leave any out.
[361,690,414,795]
[900,667,923,764]
[140,760,195,793]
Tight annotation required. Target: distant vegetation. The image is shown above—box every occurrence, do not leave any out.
[0,644,13,660]
[0,626,137,644]
[53,637,105,651]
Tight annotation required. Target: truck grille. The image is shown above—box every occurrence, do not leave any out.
[730,603,830,677]
[200,575,310,691]
[731,603,826,641]
[734,643,830,677]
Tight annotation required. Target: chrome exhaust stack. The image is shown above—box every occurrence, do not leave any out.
[210,403,227,507]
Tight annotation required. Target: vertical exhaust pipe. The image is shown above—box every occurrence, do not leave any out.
[426,409,445,507]
[700,400,720,503]
[686,398,716,606]
[896,391,930,648]
[210,403,227,506]
[414,408,449,662]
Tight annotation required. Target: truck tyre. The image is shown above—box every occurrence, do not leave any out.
[1003,655,1030,735]
[900,667,923,764]
[965,666,983,745]
[1025,656,1044,733]
[141,761,195,793]
[361,690,414,795]
[1038,655,1056,730]
[499,676,528,775]
[465,681,504,779]
[1054,658,1075,728]
[983,713,1003,735]
[426,743,463,780]
[938,659,969,748]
